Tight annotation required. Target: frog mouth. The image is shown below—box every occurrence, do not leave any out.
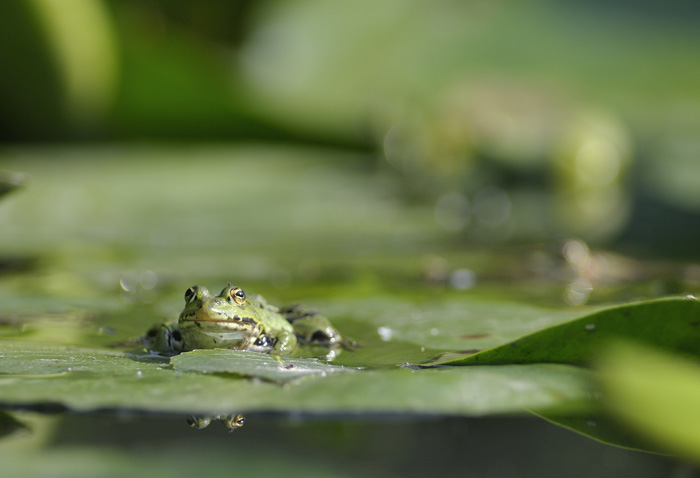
[185,316,257,326]
[183,308,258,327]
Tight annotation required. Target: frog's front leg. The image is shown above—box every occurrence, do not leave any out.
[280,305,349,347]
[272,329,297,354]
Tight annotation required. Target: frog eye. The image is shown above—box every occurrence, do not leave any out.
[184,286,196,304]
[230,286,246,306]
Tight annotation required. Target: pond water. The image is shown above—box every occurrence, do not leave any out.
[0,145,695,476]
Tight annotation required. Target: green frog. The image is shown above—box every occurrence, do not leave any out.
[144,283,350,356]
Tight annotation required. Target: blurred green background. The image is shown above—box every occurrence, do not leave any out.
[2,1,700,476]
[2,0,700,255]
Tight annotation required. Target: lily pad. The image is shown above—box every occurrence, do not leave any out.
[314,296,585,354]
[0,342,592,416]
[0,342,166,375]
[436,298,700,365]
[171,349,355,383]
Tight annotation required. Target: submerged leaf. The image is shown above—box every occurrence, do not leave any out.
[533,411,660,454]
[437,298,700,365]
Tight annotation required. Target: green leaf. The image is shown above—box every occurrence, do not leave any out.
[436,298,700,365]
[0,342,167,375]
[597,341,700,461]
[0,342,592,416]
[171,349,355,383]
[316,296,584,355]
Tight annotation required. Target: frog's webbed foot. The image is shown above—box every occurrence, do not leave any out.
[280,305,355,350]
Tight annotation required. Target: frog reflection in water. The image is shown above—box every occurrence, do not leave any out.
[144,283,352,430]
[145,283,350,356]
[187,413,246,432]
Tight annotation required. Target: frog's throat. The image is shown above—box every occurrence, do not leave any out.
[195,330,253,342]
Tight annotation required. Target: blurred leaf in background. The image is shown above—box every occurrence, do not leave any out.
[2,1,700,253]
[0,0,118,140]
[598,341,700,463]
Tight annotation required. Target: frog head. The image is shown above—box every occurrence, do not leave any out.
[178,283,262,350]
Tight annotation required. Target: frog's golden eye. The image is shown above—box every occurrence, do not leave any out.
[184,286,196,304]
[230,286,246,305]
